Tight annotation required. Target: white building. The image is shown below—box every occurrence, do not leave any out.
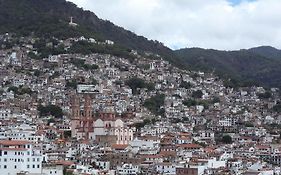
[156,163,176,175]
[129,138,159,155]
[76,84,97,94]
[13,78,25,87]
[140,125,168,136]
[0,140,43,175]
[117,164,139,175]
[0,129,44,143]
[42,164,64,175]
[105,40,114,45]
[219,117,233,127]
[0,109,11,119]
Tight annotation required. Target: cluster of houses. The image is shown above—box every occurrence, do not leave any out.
[0,34,281,174]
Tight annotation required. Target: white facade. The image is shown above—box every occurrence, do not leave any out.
[129,138,159,154]
[141,125,168,136]
[13,78,25,87]
[219,118,233,127]
[0,130,44,143]
[0,109,12,119]
[207,158,226,169]
[0,140,43,175]
[117,164,139,175]
[77,84,97,93]
[42,165,64,175]
[156,163,176,175]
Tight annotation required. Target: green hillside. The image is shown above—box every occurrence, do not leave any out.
[175,48,281,88]
[0,0,178,64]
[1,0,281,88]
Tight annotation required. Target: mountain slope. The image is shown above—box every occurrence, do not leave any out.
[0,0,178,64]
[248,46,281,60]
[175,48,281,87]
[1,0,281,88]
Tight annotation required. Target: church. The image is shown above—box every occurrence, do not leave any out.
[70,94,134,145]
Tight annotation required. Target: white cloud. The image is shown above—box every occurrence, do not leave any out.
[68,0,281,50]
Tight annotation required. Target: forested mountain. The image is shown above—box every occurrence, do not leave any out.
[175,48,281,88]
[248,46,281,60]
[0,0,177,63]
[0,0,280,88]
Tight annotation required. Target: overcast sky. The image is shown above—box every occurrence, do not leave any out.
[68,0,281,50]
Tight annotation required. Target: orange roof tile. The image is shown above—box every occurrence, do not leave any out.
[0,148,27,151]
[55,160,75,166]
[111,144,128,150]
[0,140,31,146]
[177,143,202,149]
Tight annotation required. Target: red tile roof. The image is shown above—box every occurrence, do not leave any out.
[111,144,128,150]
[0,140,31,146]
[177,143,202,149]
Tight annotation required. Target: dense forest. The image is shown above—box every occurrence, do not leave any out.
[176,47,281,88]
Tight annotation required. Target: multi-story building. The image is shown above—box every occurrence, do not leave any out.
[117,164,139,175]
[0,129,44,143]
[0,140,43,175]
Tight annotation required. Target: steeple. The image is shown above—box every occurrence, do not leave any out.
[71,94,80,119]
[84,94,93,118]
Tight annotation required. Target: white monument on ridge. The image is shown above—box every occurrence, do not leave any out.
[69,16,78,27]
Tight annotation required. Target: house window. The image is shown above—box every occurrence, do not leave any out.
[4,165,7,169]
[3,151,7,155]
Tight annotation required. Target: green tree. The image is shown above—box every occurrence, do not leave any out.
[223,78,239,89]
[34,70,41,77]
[38,105,63,118]
[144,94,165,116]
[66,79,78,89]
[179,81,192,89]
[273,102,281,113]
[8,86,18,94]
[257,91,272,99]
[8,86,34,95]
[183,99,197,107]
[192,90,203,99]
[222,135,232,144]
[125,77,154,94]
[91,78,98,85]
[212,97,220,103]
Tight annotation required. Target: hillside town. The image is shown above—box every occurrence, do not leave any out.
[0,33,281,175]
